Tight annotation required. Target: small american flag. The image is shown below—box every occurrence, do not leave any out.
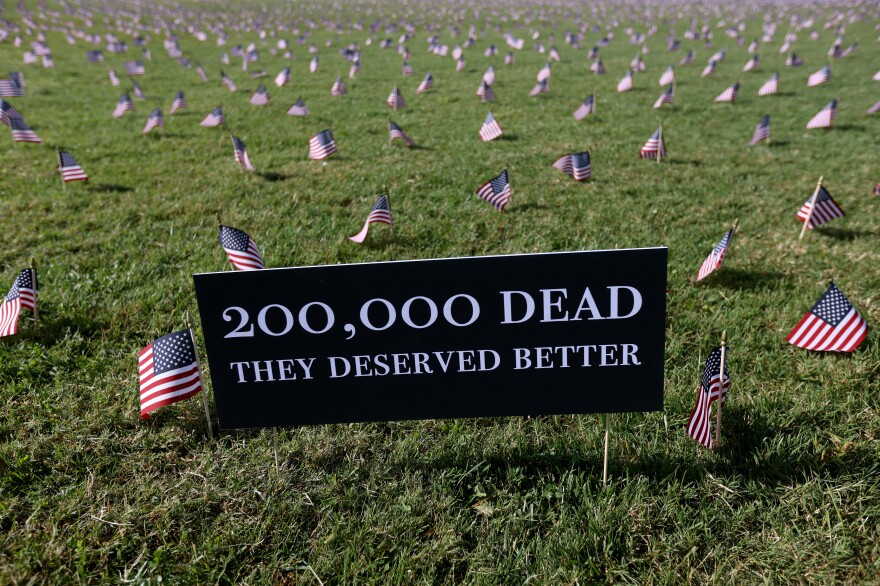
[573,95,595,120]
[287,98,310,116]
[807,65,831,87]
[131,80,145,100]
[142,108,164,133]
[386,85,405,109]
[529,78,549,97]
[616,70,634,92]
[249,84,270,106]
[125,60,145,76]
[196,63,208,82]
[866,100,880,115]
[274,67,291,87]
[806,100,837,129]
[331,76,347,97]
[589,59,606,74]
[476,81,495,103]
[658,65,675,86]
[221,71,237,92]
[0,268,37,338]
[59,151,89,183]
[349,194,393,243]
[0,77,24,97]
[456,58,466,72]
[389,121,414,146]
[108,69,120,86]
[86,50,104,62]
[232,136,255,171]
[402,61,413,76]
[714,82,740,103]
[349,59,361,79]
[552,151,591,181]
[479,111,503,142]
[10,117,41,143]
[536,62,551,82]
[309,56,319,73]
[787,282,868,353]
[200,107,225,127]
[679,50,694,65]
[796,185,844,229]
[504,51,515,65]
[757,72,779,96]
[686,347,730,449]
[475,169,511,211]
[701,60,717,77]
[785,52,804,67]
[742,55,759,72]
[630,54,646,72]
[138,330,203,418]
[416,72,433,93]
[112,93,134,118]
[640,127,665,159]
[0,100,23,126]
[749,115,771,145]
[653,85,675,108]
[220,224,265,270]
[308,129,337,159]
[695,228,734,282]
[170,91,186,114]
[482,66,496,85]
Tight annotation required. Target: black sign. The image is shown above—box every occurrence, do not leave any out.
[193,248,667,429]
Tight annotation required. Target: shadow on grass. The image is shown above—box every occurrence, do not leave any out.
[91,183,132,193]
[665,159,703,166]
[512,201,549,212]
[407,144,432,151]
[497,134,519,142]
[817,227,877,240]
[256,171,293,182]
[767,140,790,147]
[708,267,789,291]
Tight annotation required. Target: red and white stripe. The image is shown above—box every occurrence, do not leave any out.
[796,199,844,229]
[0,297,22,337]
[685,377,729,449]
[224,239,264,270]
[138,345,202,418]
[786,308,867,352]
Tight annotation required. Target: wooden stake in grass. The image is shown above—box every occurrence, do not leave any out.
[714,330,728,449]
[602,414,611,486]
[657,124,663,164]
[798,175,824,241]
[186,310,214,441]
[57,149,66,191]
[30,257,38,329]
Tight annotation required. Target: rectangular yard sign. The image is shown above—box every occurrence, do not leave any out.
[193,248,667,429]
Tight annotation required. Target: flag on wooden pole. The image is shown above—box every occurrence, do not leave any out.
[685,346,730,449]
[787,282,868,352]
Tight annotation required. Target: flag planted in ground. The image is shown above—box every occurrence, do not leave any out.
[219,224,264,270]
[787,282,868,352]
[138,330,203,418]
[58,151,89,183]
[696,227,734,282]
[551,151,591,181]
[232,136,255,171]
[349,194,393,243]
[749,115,771,145]
[685,347,730,449]
[308,129,337,159]
[796,184,844,229]
[0,268,37,338]
[475,169,511,211]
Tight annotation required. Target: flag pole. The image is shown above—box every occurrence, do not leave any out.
[384,186,394,239]
[657,124,663,164]
[602,413,611,486]
[799,175,824,241]
[186,310,214,440]
[714,330,727,449]
[57,150,66,191]
[30,257,38,327]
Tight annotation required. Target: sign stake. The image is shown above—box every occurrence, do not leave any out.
[602,414,611,486]
[799,176,824,241]
[714,330,727,449]
[186,310,214,440]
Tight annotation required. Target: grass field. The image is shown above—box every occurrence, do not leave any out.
[1,0,879,582]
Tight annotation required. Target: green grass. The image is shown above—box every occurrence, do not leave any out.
[1,2,880,583]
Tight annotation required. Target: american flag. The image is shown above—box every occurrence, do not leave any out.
[138,329,203,418]
[573,95,595,120]
[872,183,880,196]
[402,61,413,76]
[131,80,145,100]
[416,72,433,93]
[0,99,24,126]
[476,81,495,102]
[482,66,496,85]
[590,59,606,74]
[529,78,549,97]
[275,67,291,87]
[758,72,779,96]
[309,56,319,73]
[701,60,717,77]
[479,111,503,142]
[308,129,337,159]
[742,55,759,72]
[58,151,89,183]
[221,71,237,92]
[867,100,880,115]
[653,85,675,108]
[287,98,310,116]
[386,85,406,109]
[348,59,361,79]
[112,93,134,118]
[549,46,561,61]
[220,224,265,270]
[785,52,804,67]
[456,58,466,72]
[709,49,727,62]
[108,69,120,86]
[331,76,347,97]
[552,151,591,181]
[616,70,634,92]
[807,65,831,87]
[142,108,164,133]
[249,84,269,106]
[806,100,837,129]
[196,63,208,82]
[124,60,145,76]
[714,82,740,103]
[475,169,511,211]
[142,48,151,61]
[588,47,600,59]
[658,65,675,86]
[0,268,37,338]
[504,51,515,65]
[41,55,54,69]
[200,107,225,127]
[685,347,730,449]
[796,185,844,229]
[696,227,734,282]
[841,42,857,57]
[10,118,41,143]
[170,91,186,114]
[232,136,255,171]
[749,115,771,145]
[537,62,551,82]
[349,194,393,243]
[220,52,230,65]
[389,121,414,146]
[86,50,104,62]
[787,282,868,353]
[640,127,665,159]
[0,77,24,97]
[679,50,694,65]
[630,54,646,72]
